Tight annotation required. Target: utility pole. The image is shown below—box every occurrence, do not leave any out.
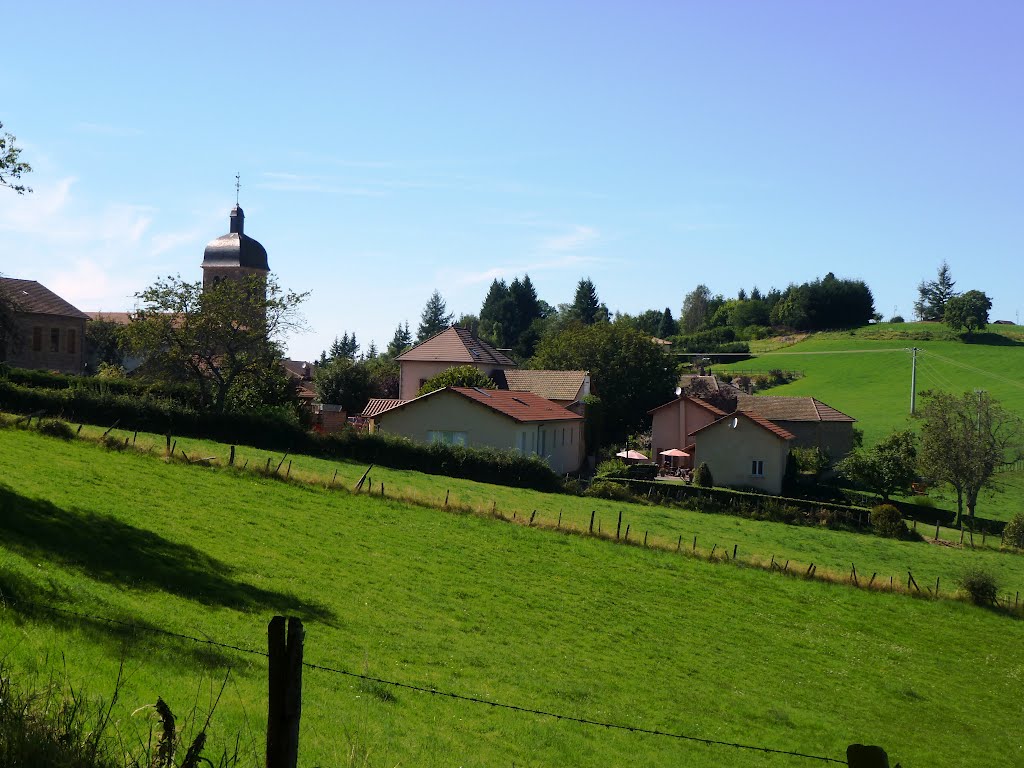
[909,347,918,414]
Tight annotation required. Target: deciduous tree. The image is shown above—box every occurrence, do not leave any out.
[943,290,991,335]
[313,356,374,413]
[531,322,677,445]
[417,364,496,396]
[0,122,32,194]
[917,390,1024,526]
[835,429,917,501]
[126,274,307,413]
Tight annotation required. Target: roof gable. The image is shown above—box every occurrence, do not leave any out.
[395,326,517,367]
[689,411,796,442]
[0,278,88,320]
[647,395,727,417]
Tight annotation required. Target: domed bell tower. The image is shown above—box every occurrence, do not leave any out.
[201,204,270,301]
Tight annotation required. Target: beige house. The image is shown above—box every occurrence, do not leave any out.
[736,394,856,460]
[690,412,795,495]
[395,327,517,400]
[375,386,585,475]
[648,395,727,469]
[0,278,88,375]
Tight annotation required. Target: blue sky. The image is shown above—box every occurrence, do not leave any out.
[3,1,1021,359]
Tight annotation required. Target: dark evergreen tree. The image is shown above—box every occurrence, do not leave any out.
[416,290,453,343]
[329,332,359,360]
[914,261,958,321]
[387,321,412,358]
[657,307,678,338]
[570,278,601,324]
[478,278,511,347]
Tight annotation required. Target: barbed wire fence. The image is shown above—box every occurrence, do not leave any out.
[0,596,897,767]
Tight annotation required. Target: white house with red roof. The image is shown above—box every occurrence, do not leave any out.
[374,386,585,475]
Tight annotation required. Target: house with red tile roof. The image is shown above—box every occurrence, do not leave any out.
[647,395,727,470]
[0,278,88,375]
[689,411,796,495]
[496,369,590,407]
[736,394,856,459]
[374,386,585,474]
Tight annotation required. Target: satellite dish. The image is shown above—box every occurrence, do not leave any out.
[675,386,682,397]
[731,417,739,429]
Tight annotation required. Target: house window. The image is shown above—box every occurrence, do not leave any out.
[427,430,467,446]
[50,328,60,353]
[32,327,42,352]
[751,460,765,477]
[67,329,76,354]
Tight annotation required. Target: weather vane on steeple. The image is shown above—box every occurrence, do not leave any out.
[235,172,241,206]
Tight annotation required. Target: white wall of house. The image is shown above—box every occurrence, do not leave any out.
[693,417,791,495]
[377,390,584,474]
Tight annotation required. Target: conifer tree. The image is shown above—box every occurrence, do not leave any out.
[570,278,601,325]
[416,290,454,343]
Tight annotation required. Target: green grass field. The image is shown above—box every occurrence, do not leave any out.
[2,424,1024,766]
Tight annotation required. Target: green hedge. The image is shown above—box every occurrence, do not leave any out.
[0,380,561,492]
[0,365,195,403]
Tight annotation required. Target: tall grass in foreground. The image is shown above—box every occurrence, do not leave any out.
[0,663,243,768]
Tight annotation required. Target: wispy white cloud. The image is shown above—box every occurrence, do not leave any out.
[541,225,599,252]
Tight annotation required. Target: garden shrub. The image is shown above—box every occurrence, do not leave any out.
[870,504,906,538]
[957,568,999,606]
[693,462,713,488]
[36,418,75,440]
[626,463,658,481]
[585,479,636,502]
[595,458,630,479]
[1003,513,1024,550]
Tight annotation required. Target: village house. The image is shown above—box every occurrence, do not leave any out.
[0,278,88,375]
[395,327,517,400]
[647,394,727,470]
[735,394,856,459]
[690,411,795,495]
[374,386,585,475]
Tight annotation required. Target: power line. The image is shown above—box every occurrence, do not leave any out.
[920,349,1024,392]
[0,598,846,765]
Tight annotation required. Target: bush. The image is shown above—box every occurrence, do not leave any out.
[870,504,906,538]
[585,479,636,502]
[626,463,658,481]
[595,458,630,479]
[957,568,999,606]
[693,462,713,488]
[1003,513,1024,550]
[36,418,75,440]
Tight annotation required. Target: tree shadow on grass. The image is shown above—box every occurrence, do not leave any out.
[0,569,251,669]
[960,332,1024,346]
[0,484,334,625]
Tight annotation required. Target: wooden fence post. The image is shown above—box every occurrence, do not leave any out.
[229,445,235,466]
[589,511,595,534]
[267,616,304,768]
[847,744,889,767]
[616,511,622,540]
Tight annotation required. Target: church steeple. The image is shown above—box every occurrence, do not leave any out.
[229,205,244,235]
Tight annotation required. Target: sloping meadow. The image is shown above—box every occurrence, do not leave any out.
[1,425,1022,766]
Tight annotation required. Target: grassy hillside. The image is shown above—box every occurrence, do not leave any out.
[1,425,1023,766]
[719,323,1024,445]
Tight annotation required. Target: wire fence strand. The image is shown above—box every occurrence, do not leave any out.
[0,596,848,765]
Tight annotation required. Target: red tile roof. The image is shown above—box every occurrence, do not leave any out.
[452,387,583,422]
[395,326,517,367]
[736,395,855,422]
[647,395,727,417]
[378,387,582,424]
[689,411,795,442]
[0,278,88,319]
